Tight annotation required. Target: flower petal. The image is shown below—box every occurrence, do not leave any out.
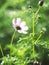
[22,26,28,31]
[18,30,28,34]
[12,18,17,30]
[22,31,28,34]
[12,18,16,25]
[16,18,21,26]
[20,22,26,27]
[18,30,22,33]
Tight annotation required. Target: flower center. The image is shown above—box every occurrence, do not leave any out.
[16,26,21,30]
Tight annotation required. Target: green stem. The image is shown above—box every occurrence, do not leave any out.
[0,45,6,65]
[10,31,16,55]
[35,6,41,15]
[24,57,28,65]
[0,45,4,57]
[10,31,16,65]
[32,13,35,37]
[32,6,41,60]
[32,13,36,60]
[34,33,42,44]
[10,31,16,46]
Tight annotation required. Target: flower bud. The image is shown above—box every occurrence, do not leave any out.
[33,61,40,65]
[38,0,44,6]
[40,27,46,34]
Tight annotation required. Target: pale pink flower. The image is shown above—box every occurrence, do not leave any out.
[12,18,28,34]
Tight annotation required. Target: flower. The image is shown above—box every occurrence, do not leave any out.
[12,18,28,34]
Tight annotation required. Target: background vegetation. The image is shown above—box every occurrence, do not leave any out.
[0,0,49,65]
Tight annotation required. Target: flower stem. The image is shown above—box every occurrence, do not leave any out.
[32,12,36,60]
[32,13,35,37]
[35,6,41,15]
[32,6,41,60]
[34,33,42,44]
[10,31,16,65]
[0,45,6,65]
[24,57,28,65]
[0,45,4,57]
[10,31,16,46]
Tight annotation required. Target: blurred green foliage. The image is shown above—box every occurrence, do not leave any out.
[0,0,49,65]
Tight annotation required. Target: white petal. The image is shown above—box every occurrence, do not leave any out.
[16,18,21,26]
[22,26,28,31]
[12,18,17,30]
[18,30,22,33]
[22,31,28,34]
[20,22,26,27]
[18,30,28,34]
[12,18,16,25]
